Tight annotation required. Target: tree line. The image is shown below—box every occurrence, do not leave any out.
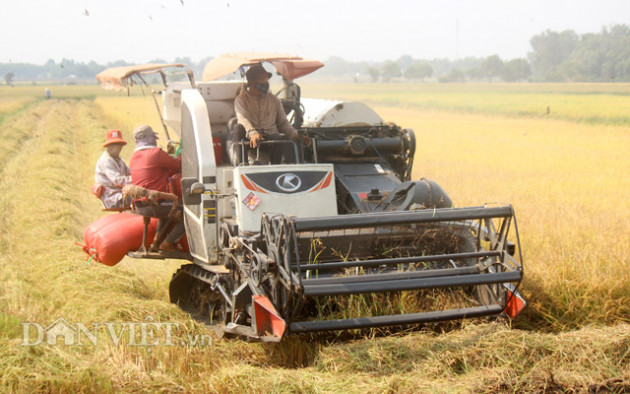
[529,24,630,81]
[2,24,629,85]
[315,24,630,83]
[0,57,212,86]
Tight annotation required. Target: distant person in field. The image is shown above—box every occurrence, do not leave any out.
[93,129,131,209]
[129,125,184,254]
[231,63,310,164]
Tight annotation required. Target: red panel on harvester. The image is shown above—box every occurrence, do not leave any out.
[253,295,286,338]
[504,290,526,319]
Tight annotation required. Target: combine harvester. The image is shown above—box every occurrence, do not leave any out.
[96,53,525,341]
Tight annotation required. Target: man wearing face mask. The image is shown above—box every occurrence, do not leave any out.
[233,63,310,164]
[94,129,131,209]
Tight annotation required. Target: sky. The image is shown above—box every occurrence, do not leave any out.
[1,0,629,65]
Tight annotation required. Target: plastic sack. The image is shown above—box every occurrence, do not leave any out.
[81,213,158,266]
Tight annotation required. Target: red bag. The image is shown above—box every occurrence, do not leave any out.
[81,213,158,266]
[81,213,190,266]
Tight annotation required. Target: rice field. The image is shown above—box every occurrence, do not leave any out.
[303,82,630,125]
[0,97,35,115]
[0,83,629,392]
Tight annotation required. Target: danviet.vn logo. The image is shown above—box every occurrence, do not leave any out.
[21,317,212,348]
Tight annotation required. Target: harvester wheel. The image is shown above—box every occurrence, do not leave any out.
[169,265,196,309]
[170,264,231,327]
[249,250,267,287]
[207,296,228,326]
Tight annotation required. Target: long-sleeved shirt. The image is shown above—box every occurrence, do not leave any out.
[234,90,299,140]
[130,147,181,193]
[94,151,131,208]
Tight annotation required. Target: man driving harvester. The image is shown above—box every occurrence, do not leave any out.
[232,63,310,164]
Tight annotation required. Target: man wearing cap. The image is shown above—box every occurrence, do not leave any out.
[94,129,131,209]
[129,125,185,253]
[232,63,310,164]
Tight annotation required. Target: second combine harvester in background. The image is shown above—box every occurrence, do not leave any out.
[96,52,525,342]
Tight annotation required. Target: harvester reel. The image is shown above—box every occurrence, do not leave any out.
[261,214,302,319]
[262,214,296,276]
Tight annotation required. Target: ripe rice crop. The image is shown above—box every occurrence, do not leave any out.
[0,83,628,392]
[302,82,630,126]
[372,105,630,331]
[303,82,630,331]
[0,97,34,116]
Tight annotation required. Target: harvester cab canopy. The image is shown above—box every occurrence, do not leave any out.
[96,63,195,141]
[96,63,195,93]
[201,52,324,82]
